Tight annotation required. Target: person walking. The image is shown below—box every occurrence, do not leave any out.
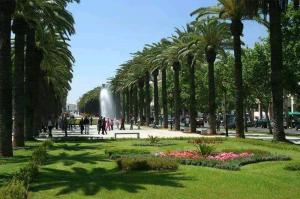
[90,116,93,126]
[130,115,134,130]
[63,114,68,137]
[47,119,53,138]
[79,118,84,135]
[120,116,125,130]
[102,117,107,135]
[111,119,114,130]
[97,116,102,134]
[84,116,90,134]
[115,119,120,130]
[107,118,111,131]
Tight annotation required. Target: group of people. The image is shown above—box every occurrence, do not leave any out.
[44,114,130,138]
[79,116,93,134]
[96,116,126,134]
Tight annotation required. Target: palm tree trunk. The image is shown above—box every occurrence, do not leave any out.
[0,0,15,157]
[153,69,159,126]
[25,27,36,140]
[138,79,144,125]
[161,67,168,128]
[173,61,181,131]
[125,88,130,123]
[12,16,26,147]
[269,1,286,141]
[231,19,245,138]
[25,27,43,140]
[187,55,196,133]
[145,72,151,126]
[263,103,273,135]
[122,91,126,119]
[133,85,139,123]
[208,61,217,135]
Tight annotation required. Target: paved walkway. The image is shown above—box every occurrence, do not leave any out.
[38,124,300,145]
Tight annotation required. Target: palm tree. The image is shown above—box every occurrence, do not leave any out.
[145,71,151,126]
[0,0,15,157]
[254,0,298,141]
[191,18,231,134]
[12,15,27,147]
[152,69,160,126]
[176,25,200,133]
[19,0,77,140]
[192,0,259,138]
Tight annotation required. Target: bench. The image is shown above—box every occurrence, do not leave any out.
[115,132,140,139]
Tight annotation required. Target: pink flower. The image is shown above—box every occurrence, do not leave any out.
[159,150,200,159]
[208,152,253,161]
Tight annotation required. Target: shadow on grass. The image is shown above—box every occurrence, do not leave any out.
[0,155,31,165]
[51,143,103,151]
[31,167,191,196]
[47,152,110,166]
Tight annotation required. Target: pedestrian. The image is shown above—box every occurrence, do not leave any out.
[111,119,114,130]
[120,116,125,130]
[90,116,93,126]
[102,117,107,135]
[130,115,134,130]
[47,119,53,138]
[79,118,84,135]
[217,118,221,132]
[138,116,141,130]
[63,114,68,137]
[97,116,102,134]
[84,116,90,134]
[116,119,120,130]
[107,118,111,131]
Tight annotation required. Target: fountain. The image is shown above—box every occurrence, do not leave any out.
[100,84,116,118]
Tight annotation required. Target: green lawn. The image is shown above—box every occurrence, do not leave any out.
[1,139,300,199]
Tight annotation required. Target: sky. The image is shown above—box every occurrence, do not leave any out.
[66,0,267,104]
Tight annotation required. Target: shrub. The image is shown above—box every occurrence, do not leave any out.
[195,144,214,156]
[284,163,300,171]
[31,146,47,165]
[41,140,54,149]
[13,163,39,187]
[0,179,27,199]
[148,136,159,144]
[116,157,178,171]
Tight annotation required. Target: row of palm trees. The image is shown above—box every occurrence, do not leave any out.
[110,0,300,141]
[0,0,78,157]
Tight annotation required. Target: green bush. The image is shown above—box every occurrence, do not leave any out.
[13,163,39,186]
[31,146,47,165]
[195,144,215,156]
[0,179,27,199]
[284,163,300,171]
[0,141,51,199]
[116,157,178,171]
[148,136,160,144]
[41,140,54,149]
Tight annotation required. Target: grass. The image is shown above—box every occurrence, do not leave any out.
[0,139,300,199]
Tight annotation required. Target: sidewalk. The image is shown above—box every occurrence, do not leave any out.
[39,125,300,145]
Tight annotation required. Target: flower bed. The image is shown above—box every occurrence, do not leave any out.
[158,151,200,159]
[156,149,290,170]
[207,152,253,161]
